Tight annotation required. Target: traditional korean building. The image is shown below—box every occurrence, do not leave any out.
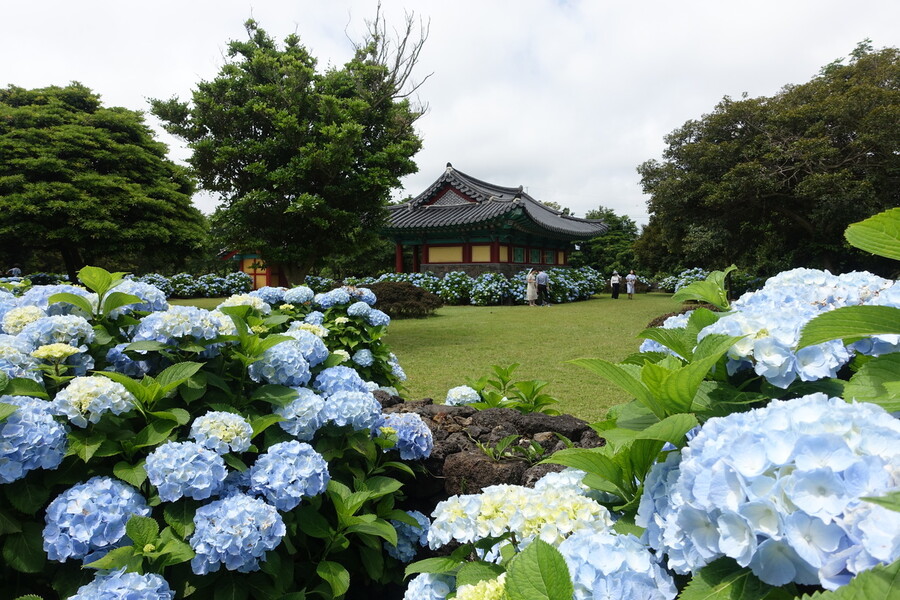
[384,164,608,276]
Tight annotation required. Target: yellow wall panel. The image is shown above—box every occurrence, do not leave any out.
[499,245,509,262]
[558,251,565,265]
[471,245,491,262]
[429,246,463,262]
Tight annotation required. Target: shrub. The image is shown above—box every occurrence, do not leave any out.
[368,281,442,318]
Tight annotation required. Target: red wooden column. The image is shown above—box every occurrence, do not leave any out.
[394,243,404,273]
[414,245,423,271]
[490,240,500,263]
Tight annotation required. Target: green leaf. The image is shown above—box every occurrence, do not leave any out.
[250,384,299,408]
[2,522,46,573]
[795,557,900,600]
[156,361,205,392]
[569,358,664,418]
[213,575,250,600]
[12,595,44,600]
[316,560,350,597]
[150,408,191,425]
[132,419,177,449]
[636,413,699,446]
[295,505,334,539]
[672,266,736,310]
[506,539,573,600]
[405,556,463,578]
[47,292,94,316]
[155,527,196,566]
[101,291,143,316]
[345,518,397,545]
[843,354,900,412]
[96,371,147,403]
[3,377,48,399]
[844,207,900,260]
[0,401,18,422]
[0,507,22,535]
[679,557,789,600]
[113,460,147,488]
[798,306,900,348]
[360,476,404,499]
[543,448,628,499]
[77,265,114,295]
[638,326,695,361]
[163,501,197,538]
[862,490,900,513]
[126,515,159,549]
[456,561,506,588]
[125,340,170,353]
[250,414,284,438]
[4,479,49,515]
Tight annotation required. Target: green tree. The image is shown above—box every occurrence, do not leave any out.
[636,42,900,277]
[569,206,638,274]
[541,200,571,215]
[151,11,428,283]
[0,83,208,280]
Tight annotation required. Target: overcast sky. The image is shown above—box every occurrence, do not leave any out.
[4,1,899,225]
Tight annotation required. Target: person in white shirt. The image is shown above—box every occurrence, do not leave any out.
[625,270,638,300]
[610,271,621,299]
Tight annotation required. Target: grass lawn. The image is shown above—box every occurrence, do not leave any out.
[170,293,682,423]
[385,293,681,422]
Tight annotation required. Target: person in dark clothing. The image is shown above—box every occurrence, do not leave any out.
[610,271,621,299]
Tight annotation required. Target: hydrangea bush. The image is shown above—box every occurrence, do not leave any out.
[0,266,431,599]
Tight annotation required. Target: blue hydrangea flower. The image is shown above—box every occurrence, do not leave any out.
[386,510,430,562]
[107,279,169,318]
[18,314,95,348]
[248,340,311,386]
[445,385,480,406]
[284,328,329,366]
[388,353,407,381]
[366,309,391,327]
[249,286,287,305]
[315,288,351,309]
[43,476,150,561]
[189,493,286,574]
[348,287,377,305]
[352,348,374,367]
[322,391,382,431]
[190,411,253,454]
[104,343,155,377]
[304,311,325,325]
[216,294,272,315]
[380,412,433,460]
[314,365,370,397]
[635,393,900,589]
[132,305,229,348]
[0,333,40,381]
[248,440,330,511]
[19,284,96,316]
[275,387,326,441]
[51,375,136,427]
[145,441,227,502]
[70,569,174,600]
[0,395,68,483]
[347,301,372,317]
[284,286,315,304]
[558,529,678,600]
[403,573,454,600]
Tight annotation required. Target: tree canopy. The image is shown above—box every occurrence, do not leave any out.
[151,13,428,283]
[636,42,900,277]
[0,83,207,280]
[569,206,638,274]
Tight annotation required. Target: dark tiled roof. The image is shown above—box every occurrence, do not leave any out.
[386,164,607,239]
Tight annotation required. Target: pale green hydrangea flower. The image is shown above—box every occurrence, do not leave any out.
[455,573,506,600]
[3,306,47,334]
[31,343,82,361]
[290,322,329,338]
[333,350,350,363]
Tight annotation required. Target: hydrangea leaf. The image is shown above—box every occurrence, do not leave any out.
[672,265,736,311]
[359,476,403,499]
[506,539,573,600]
[405,556,465,578]
[131,419,178,449]
[126,515,160,549]
[47,292,94,316]
[638,326,696,361]
[843,354,900,412]
[570,358,664,418]
[155,361,204,393]
[100,291,143,317]
[679,557,793,600]
[798,306,900,348]
[0,507,22,535]
[796,557,900,599]
[250,384,299,407]
[844,207,900,260]
[76,266,116,296]
[155,527,195,567]
[113,460,147,488]
[0,401,17,423]
[2,523,46,573]
[345,518,398,546]
[861,490,900,513]
[3,479,49,516]
[316,560,351,597]
[456,561,506,588]
[163,501,197,538]
[250,414,285,439]
[3,377,49,400]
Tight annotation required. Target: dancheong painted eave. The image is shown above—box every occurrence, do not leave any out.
[384,163,608,241]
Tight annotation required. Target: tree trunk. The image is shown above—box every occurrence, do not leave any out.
[278,256,318,286]
[59,245,84,283]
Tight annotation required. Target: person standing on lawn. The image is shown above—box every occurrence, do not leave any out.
[610,271,621,299]
[526,268,538,306]
[626,269,637,300]
[536,269,551,306]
